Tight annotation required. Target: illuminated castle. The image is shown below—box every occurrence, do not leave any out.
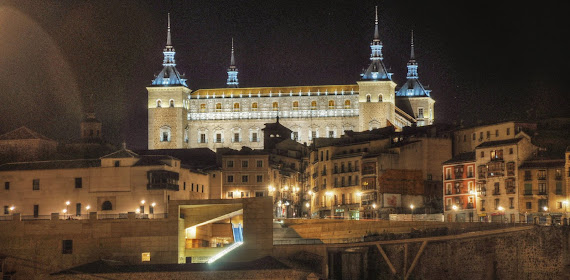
[147,10,434,150]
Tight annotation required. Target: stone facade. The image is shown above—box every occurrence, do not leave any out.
[452,121,537,156]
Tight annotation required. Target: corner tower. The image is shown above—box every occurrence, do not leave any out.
[227,38,239,88]
[147,14,191,149]
[357,6,397,131]
[395,31,435,126]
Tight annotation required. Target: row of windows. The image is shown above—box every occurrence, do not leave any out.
[226,175,264,183]
[226,160,264,168]
[1,201,160,216]
[226,190,265,198]
[457,127,522,143]
[3,179,82,191]
[182,182,205,193]
[198,100,354,112]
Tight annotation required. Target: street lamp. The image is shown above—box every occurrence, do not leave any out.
[563,201,569,225]
[326,191,333,218]
[498,206,505,223]
[452,205,458,222]
[372,203,377,220]
[410,204,415,222]
[356,192,363,220]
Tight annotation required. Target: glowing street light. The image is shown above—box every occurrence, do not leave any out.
[85,205,91,210]
[9,206,15,211]
[410,204,415,222]
[141,200,146,205]
[452,205,458,211]
[497,206,505,223]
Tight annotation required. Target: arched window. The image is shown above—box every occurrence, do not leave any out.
[328,100,335,109]
[233,102,240,111]
[215,103,222,112]
[169,99,175,107]
[101,201,112,211]
[378,95,382,102]
[251,102,258,111]
[310,101,317,110]
[156,100,162,108]
[272,102,279,111]
[160,126,171,142]
[292,101,299,110]
[200,104,206,112]
[366,95,371,102]
[344,100,351,109]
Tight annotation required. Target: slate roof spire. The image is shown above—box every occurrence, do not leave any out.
[360,6,392,81]
[227,38,239,88]
[396,30,431,97]
[151,13,188,87]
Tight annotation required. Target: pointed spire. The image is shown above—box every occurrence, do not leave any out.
[373,6,380,41]
[230,38,236,66]
[227,38,239,88]
[410,30,415,60]
[166,13,172,46]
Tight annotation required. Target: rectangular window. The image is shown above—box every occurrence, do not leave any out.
[256,175,263,183]
[509,197,514,209]
[242,175,248,183]
[479,132,483,141]
[201,185,204,193]
[311,131,317,140]
[4,182,9,190]
[495,130,499,137]
[481,200,486,211]
[32,179,40,191]
[506,128,510,135]
[227,160,234,168]
[227,192,233,198]
[538,183,547,195]
[242,160,248,168]
[537,170,546,180]
[3,206,8,215]
[149,205,154,214]
[62,240,73,254]
[233,133,240,143]
[486,131,490,139]
[509,148,513,154]
[494,199,500,210]
[33,205,39,217]
[114,160,120,167]
[480,151,484,158]
[556,182,562,195]
[472,133,476,140]
[293,131,298,141]
[524,170,532,181]
[191,183,194,191]
[524,183,532,195]
[227,175,234,183]
[75,178,82,189]
[257,160,263,167]
[142,252,151,262]
[252,132,258,142]
[76,203,82,216]
[216,133,222,143]
[255,191,264,197]
[526,202,532,209]
[200,134,206,143]
[183,182,186,190]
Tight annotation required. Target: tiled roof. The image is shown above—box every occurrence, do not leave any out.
[443,152,476,164]
[0,126,54,141]
[0,159,100,171]
[476,138,523,148]
[519,159,565,169]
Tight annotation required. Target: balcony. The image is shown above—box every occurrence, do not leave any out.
[454,172,463,179]
[467,203,474,209]
[524,176,532,181]
[467,173,474,178]
[524,191,533,196]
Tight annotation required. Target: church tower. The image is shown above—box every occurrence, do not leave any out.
[395,31,435,126]
[80,94,102,142]
[357,6,398,131]
[227,38,239,88]
[147,14,191,149]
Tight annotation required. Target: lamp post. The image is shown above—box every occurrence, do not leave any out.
[563,201,569,225]
[307,190,313,218]
[498,206,504,224]
[452,205,458,222]
[372,203,377,220]
[325,191,333,218]
[356,192,362,220]
[410,204,415,222]
[543,206,550,226]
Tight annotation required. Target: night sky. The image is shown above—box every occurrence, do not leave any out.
[0,1,567,149]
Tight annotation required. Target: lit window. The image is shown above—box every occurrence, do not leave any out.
[156,100,162,108]
[328,100,335,109]
[169,100,174,107]
[200,103,206,112]
[215,103,222,112]
[344,100,351,109]
[160,126,171,142]
[272,102,279,111]
[292,101,299,110]
[62,240,73,254]
[378,95,382,102]
[142,252,151,262]
[366,95,371,102]
[233,103,240,111]
[251,102,258,111]
[311,101,317,110]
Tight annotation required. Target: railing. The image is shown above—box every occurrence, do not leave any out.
[0,215,13,221]
[493,190,500,195]
[59,214,90,220]
[524,192,533,196]
[21,215,50,221]
[98,213,128,220]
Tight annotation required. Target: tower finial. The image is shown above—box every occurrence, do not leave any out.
[410,30,415,60]
[374,6,380,41]
[227,38,239,88]
[230,38,235,66]
[166,13,172,46]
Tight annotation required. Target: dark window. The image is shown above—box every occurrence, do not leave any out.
[227,160,234,168]
[32,179,40,191]
[33,205,39,217]
[526,202,532,209]
[257,175,263,182]
[3,206,8,215]
[242,175,248,183]
[101,201,113,211]
[556,182,562,195]
[75,178,82,189]
[62,240,73,254]
[201,185,204,193]
[227,175,234,183]
[257,160,263,167]
[4,182,9,190]
[192,183,194,191]
[149,205,154,214]
[183,182,186,190]
[76,203,81,216]
[242,160,248,168]
[114,161,120,167]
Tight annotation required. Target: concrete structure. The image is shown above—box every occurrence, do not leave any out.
[443,152,477,222]
[518,158,567,224]
[147,10,435,151]
[0,197,274,279]
[0,147,209,219]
